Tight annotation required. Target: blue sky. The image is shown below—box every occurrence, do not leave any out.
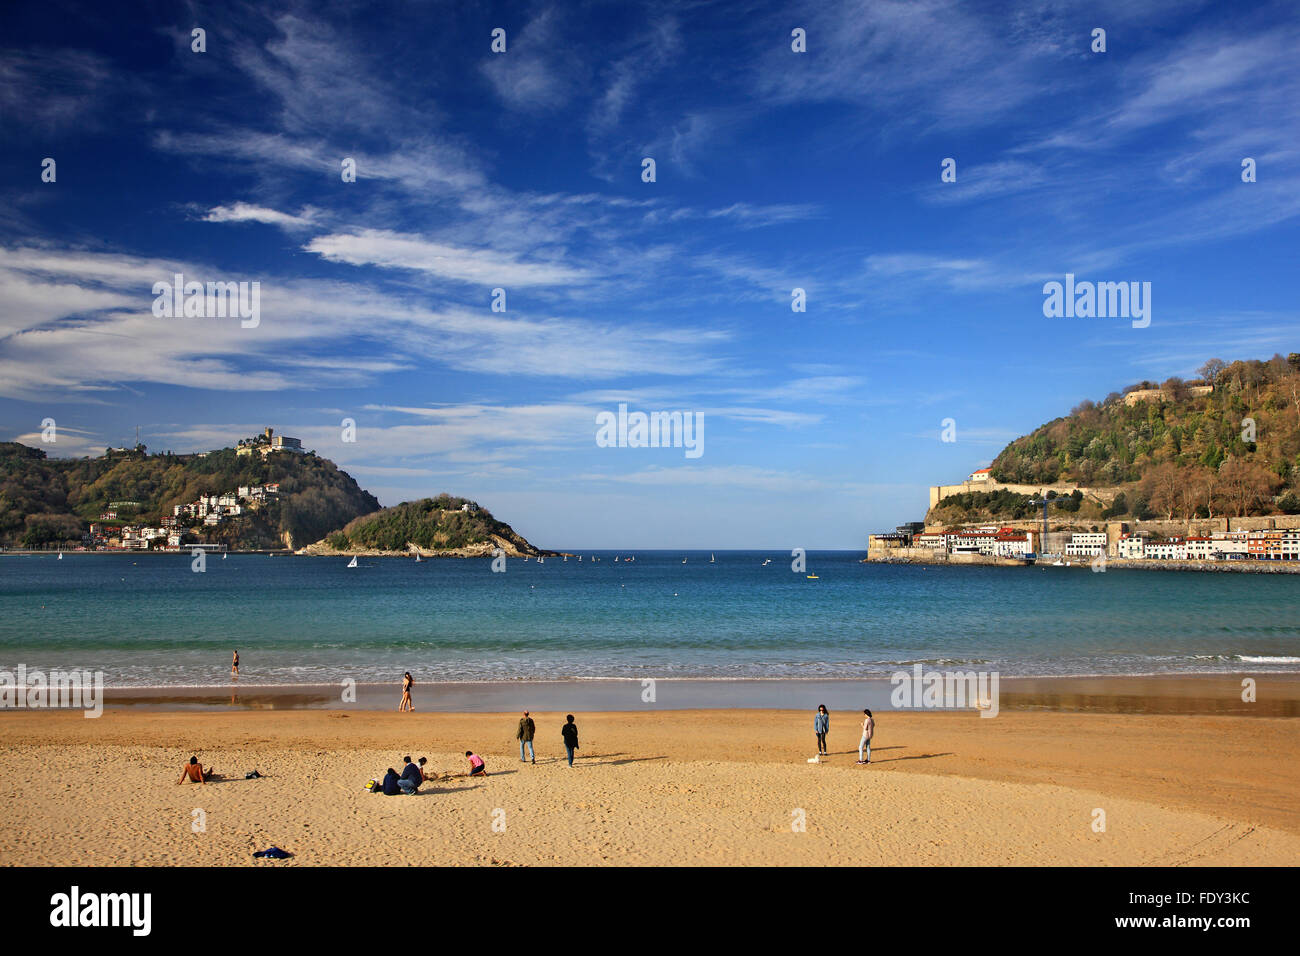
[1,0,1297,549]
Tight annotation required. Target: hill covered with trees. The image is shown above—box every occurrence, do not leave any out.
[938,353,1300,523]
[317,495,548,556]
[0,441,380,549]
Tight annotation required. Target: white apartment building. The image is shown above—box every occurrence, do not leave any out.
[1065,532,1108,557]
[1118,534,1148,559]
[1146,539,1188,560]
[916,532,947,551]
[993,533,1033,557]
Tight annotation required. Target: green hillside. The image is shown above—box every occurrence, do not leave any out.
[940,353,1300,522]
[321,495,545,554]
[0,442,380,549]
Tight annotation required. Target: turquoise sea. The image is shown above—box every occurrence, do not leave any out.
[1,551,1298,686]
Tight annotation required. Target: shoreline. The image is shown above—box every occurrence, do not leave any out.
[43,674,1300,716]
[864,553,1300,573]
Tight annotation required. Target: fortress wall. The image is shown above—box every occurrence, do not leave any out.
[929,480,1118,510]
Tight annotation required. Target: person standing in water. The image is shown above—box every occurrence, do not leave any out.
[231,650,239,677]
[814,704,829,756]
[399,672,414,712]
[857,708,874,764]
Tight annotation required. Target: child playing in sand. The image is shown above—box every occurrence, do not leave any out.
[465,751,487,777]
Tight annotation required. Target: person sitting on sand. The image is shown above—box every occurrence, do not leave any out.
[465,751,487,777]
[418,757,436,782]
[398,755,422,794]
[177,756,217,785]
[382,767,402,795]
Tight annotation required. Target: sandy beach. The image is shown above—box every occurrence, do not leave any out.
[2,701,1297,866]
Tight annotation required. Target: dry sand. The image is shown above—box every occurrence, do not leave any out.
[2,708,1296,866]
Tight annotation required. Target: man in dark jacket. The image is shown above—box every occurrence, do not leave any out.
[398,755,422,794]
[517,711,536,763]
[561,714,579,767]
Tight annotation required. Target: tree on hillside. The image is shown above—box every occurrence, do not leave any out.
[1141,462,1182,520]
[1218,458,1281,517]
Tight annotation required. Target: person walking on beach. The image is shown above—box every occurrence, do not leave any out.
[858,708,874,764]
[465,751,487,777]
[517,711,536,763]
[231,650,239,677]
[814,704,830,756]
[561,714,579,767]
[399,672,414,712]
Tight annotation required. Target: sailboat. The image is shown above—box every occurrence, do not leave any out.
[762,558,771,566]
[222,553,227,560]
[710,553,715,563]
[682,557,687,563]
[563,555,568,562]
[538,556,544,564]
[347,556,358,568]
[57,551,63,560]
[414,554,421,562]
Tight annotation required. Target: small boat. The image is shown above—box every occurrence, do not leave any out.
[414,554,422,562]
[563,555,568,562]
[682,557,687,564]
[762,558,771,566]
[614,556,619,562]
[710,553,715,563]
[222,553,227,560]
[538,556,544,564]
[57,552,63,560]
[347,556,358,568]
[806,574,819,579]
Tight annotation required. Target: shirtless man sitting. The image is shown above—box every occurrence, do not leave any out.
[177,756,217,784]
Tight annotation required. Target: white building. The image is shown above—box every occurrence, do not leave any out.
[1118,533,1148,559]
[1065,532,1108,557]
[993,532,1033,557]
[916,532,947,551]
[1146,539,1188,560]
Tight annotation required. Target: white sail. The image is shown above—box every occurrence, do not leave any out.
[347,556,358,568]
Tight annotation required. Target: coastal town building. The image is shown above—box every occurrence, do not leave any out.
[1065,532,1108,557]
